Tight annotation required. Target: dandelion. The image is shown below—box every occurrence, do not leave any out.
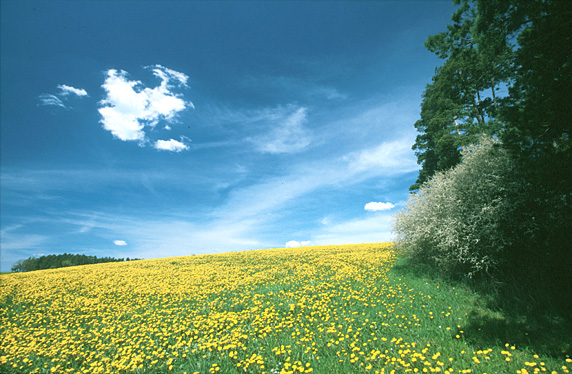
[0,242,566,374]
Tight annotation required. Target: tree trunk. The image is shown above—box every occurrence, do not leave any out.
[475,89,486,125]
[491,81,498,111]
[454,117,467,151]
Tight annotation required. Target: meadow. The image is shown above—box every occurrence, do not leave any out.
[1,243,570,374]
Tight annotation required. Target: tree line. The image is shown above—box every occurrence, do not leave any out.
[11,253,142,272]
[411,0,571,191]
[395,0,571,308]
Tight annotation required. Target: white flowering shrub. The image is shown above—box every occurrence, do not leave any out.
[393,137,521,278]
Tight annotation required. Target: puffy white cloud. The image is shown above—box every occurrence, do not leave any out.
[285,240,311,248]
[98,66,192,143]
[58,84,88,97]
[113,240,127,246]
[154,139,189,152]
[364,201,395,211]
[98,104,145,141]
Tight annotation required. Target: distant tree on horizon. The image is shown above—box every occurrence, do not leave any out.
[10,253,142,273]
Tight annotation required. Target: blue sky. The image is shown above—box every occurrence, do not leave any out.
[1,1,456,271]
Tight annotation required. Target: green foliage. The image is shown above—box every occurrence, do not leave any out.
[411,0,572,192]
[10,253,142,272]
[410,0,513,190]
[395,137,520,278]
[501,0,572,197]
[396,134,572,309]
[406,0,572,309]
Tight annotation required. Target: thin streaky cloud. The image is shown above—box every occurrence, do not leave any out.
[346,138,418,173]
[1,1,462,273]
[38,94,66,108]
[310,214,394,246]
[215,137,417,223]
[39,85,88,108]
[148,64,189,87]
[241,74,348,102]
[249,106,311,154]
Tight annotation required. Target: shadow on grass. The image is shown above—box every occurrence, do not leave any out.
[462,306,571,357]
[393,257,572,358]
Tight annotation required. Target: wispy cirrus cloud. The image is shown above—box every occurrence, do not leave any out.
[309,213,395,246]
[1,137,412,269]
[39,84,88,109]
[346,138,418,174]
[4,95,419,269]
[248,106,311,154]
[98,65,193,147]
[38,94,66,108]
[241,74,348,102]
[45,211,267,260]
[216,136,416,223]
[0,225,49,271]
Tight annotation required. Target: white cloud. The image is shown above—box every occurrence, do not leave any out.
[6,96,420,268]
[241,74,348,101]
[149,65,190,87]
[215,136,416,223]
[98,105,145,141]
[154,139,189,152]
[39,84,88,108]
[364,201,395,211]
[310,214,394,246]
[113,240,127,246]
[69,213,267,260]
[98,66,192,143]
[285,240,311,248]
[320,216,332,226]
[346,138,418,174]
[250,106,311,154]
[0,225,49,272]
[38,94,66,108]
[58,84,88,97]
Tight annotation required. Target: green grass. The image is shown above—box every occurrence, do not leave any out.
[1,244,571,374]
[390,256,572,373]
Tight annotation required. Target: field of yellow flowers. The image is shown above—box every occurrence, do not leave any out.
[1,243,570,374]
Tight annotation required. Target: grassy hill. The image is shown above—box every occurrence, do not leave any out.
[1,243,570,373]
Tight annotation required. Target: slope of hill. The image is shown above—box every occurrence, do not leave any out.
[1,243,570,373]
